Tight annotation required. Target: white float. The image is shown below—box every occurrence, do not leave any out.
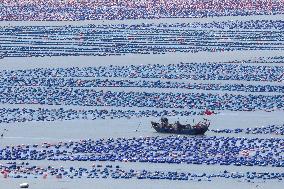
[19,183,29,188]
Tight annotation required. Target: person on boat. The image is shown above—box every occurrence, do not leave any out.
[176,121,184,131]
[161,117,169,127]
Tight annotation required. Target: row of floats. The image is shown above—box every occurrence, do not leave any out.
[1,162,283,182]
[0,136,283,167]
[1,20,284,58]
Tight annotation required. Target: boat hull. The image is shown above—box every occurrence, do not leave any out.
[151,122,209,135]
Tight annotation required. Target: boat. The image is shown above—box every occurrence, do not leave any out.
[151,117,210,135]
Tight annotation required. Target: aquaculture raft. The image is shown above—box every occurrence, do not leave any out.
[151,118,210,135]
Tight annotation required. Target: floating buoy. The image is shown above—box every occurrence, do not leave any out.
[3,172,8,178]
[20,183,29,188]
